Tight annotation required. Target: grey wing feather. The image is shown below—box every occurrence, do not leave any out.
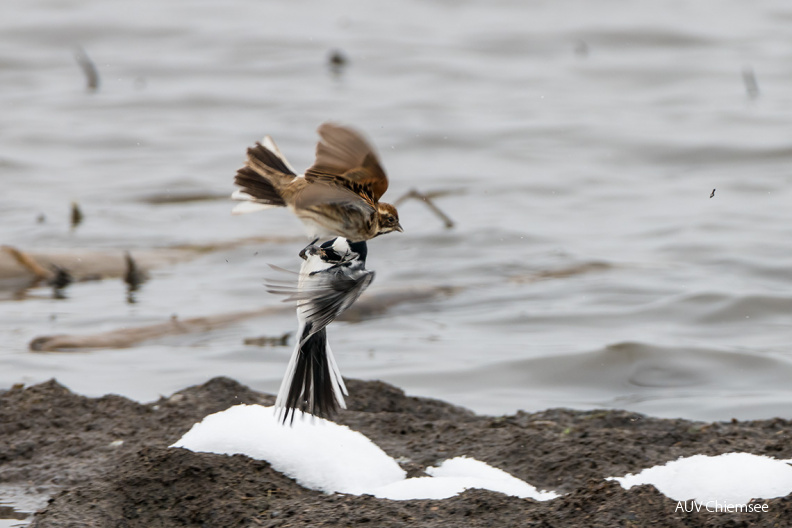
[298,266,375,332]
[267,264,374,332]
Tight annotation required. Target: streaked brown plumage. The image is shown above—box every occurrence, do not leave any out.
[232,123,403,242]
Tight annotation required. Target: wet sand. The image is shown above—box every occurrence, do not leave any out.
[0,377,788,527]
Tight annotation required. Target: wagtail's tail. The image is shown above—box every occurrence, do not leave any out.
[275,321,347,424]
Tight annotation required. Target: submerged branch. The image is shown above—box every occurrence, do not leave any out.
[29,284,457,352]
[30,307,284,352]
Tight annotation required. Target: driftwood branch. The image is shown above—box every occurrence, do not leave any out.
[74,47,100,92]
[0,236,300,285]
[30,307,285,352]
[24,255,612,353]
[243,332,291,347]
[29,285,457,352]
[1,246,54,281]
[138,192,231,205]
[508,261,613,284]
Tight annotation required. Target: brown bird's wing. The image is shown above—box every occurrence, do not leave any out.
[293,181,374,213]
[304,123,389,204]
[294,183,377,232]
[292,182,376,239]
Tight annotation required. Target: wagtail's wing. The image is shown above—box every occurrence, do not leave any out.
[298,264,375,331]
[267,263,374,333]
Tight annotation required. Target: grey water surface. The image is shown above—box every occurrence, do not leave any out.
[2,0,792,430]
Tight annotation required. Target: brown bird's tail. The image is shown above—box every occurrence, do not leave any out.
[232,136,297,214]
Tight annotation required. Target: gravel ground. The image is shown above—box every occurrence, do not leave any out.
[0,377,788,527]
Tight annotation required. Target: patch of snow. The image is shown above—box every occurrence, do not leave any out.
[609,453,792,506]
[375,457,558,501]
[427,456,559,500]
[172,404,405,494]
[374,476,471,501]
[172,404,558,501]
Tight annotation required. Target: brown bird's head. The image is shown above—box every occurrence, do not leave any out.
[375,202,403,236]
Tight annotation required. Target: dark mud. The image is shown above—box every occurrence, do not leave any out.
[0,377,789,527]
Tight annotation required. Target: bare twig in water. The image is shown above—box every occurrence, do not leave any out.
[1,246,54,281]
[0,248,73,298]
[328,49,348,75]
[710,188,716,198]
[243,332,291,347]
[74,47,100,92]
[49,265,72,299]
[70,202,84,229]
[393,188,455,229]
[124,252,148,290]
[49,266,72,289]
[742,67,759,99]
[124,251,149,304]
[394,188,464,203]
[0,247,73,298]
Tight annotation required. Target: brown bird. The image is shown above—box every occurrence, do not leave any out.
[232,123,403,242]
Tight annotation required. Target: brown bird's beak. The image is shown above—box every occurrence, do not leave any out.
[395,223,404,233]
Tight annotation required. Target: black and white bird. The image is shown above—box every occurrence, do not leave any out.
[267,237,374,423]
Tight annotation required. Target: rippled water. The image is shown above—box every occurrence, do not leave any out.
[3,0,792,429]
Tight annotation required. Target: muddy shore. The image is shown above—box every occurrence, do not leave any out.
[0,377,788,527]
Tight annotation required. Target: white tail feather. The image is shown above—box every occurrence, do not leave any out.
[273,323,347,419]
[262,135,298,175]
[231,189,255,201]
[274,326,302,412]
[325,341,348,401]
[231,201,277,215]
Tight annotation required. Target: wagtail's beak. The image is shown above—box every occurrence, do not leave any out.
[395,223,404,233]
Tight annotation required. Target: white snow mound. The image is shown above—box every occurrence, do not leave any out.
[375,456,559,501]
[609,452,792,506]
[171,404,558,501]
[172,404,405,495]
